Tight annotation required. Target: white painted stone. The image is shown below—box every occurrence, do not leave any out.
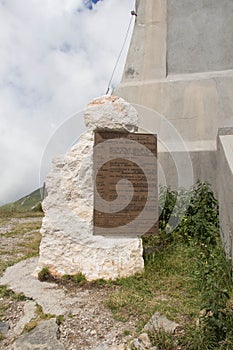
[36,96,144,281]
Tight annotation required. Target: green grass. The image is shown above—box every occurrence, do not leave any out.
[66,272,87,285]
[0,285,27,300]
[0,221,42,277]
[106,243,202,328]
[2,221,42,238]
[0,211,43,228]
[0,211,43,331]
[0,285,28,323]
[35,304,55,320]
[0,188,43,213]
[106,182,233,349]
[23,320,38,333]
[106,239,233,348]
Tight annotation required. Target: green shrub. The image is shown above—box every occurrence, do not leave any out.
[138,182,233,349]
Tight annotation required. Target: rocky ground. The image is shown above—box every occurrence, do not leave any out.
[0,215,180,350]
[1,276,138,349]
[0,215,143,349]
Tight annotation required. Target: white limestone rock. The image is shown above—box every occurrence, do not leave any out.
[36,96,144,281]
[84,95,138,132]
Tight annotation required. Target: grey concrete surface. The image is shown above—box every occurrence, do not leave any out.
[217,128,233,260]
[115,0,233,194]
[158,148,217,193]
[122,0,167,81]
[167,0,233,74]
[116,72,233,144]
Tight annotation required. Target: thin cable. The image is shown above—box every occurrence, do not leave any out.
[106,15,134,95]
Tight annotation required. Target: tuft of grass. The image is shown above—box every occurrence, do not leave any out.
[0,285,27,301]
[63,272,87,286]
[36,304,55,320]
[56,315,65,325]
[149,329,177,350]
[123,329,131,336]
[90,278,108,286]
[38,267,51,282]
[23,320,37,333]
[0,285,28,326]
[72,272,87,285]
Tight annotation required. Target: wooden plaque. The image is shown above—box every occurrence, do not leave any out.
[93,132,158,236]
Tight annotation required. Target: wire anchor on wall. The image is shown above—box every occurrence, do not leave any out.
[105,10,137,95]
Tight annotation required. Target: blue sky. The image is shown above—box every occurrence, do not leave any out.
[84,0,102,9]
[0,0,135,204]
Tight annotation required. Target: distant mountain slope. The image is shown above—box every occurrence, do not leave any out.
[1,188,43,212]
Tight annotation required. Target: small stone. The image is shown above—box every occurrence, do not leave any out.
[92,345,126,350]
[0,321,10,334]
[143,312,179,334]
[131,338,145,350]
[138,332,152,348]
[110,346,125,350]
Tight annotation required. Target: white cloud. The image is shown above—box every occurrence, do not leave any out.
[0,0,135,204]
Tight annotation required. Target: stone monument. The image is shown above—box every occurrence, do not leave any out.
[36,96,157,281]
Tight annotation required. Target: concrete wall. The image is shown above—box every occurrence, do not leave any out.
[116,73,233,143]
[122,0,167,81]
[158,149,217,192]
[167,0,233,74]
[115,0,233,192]
[217,128,233,260]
